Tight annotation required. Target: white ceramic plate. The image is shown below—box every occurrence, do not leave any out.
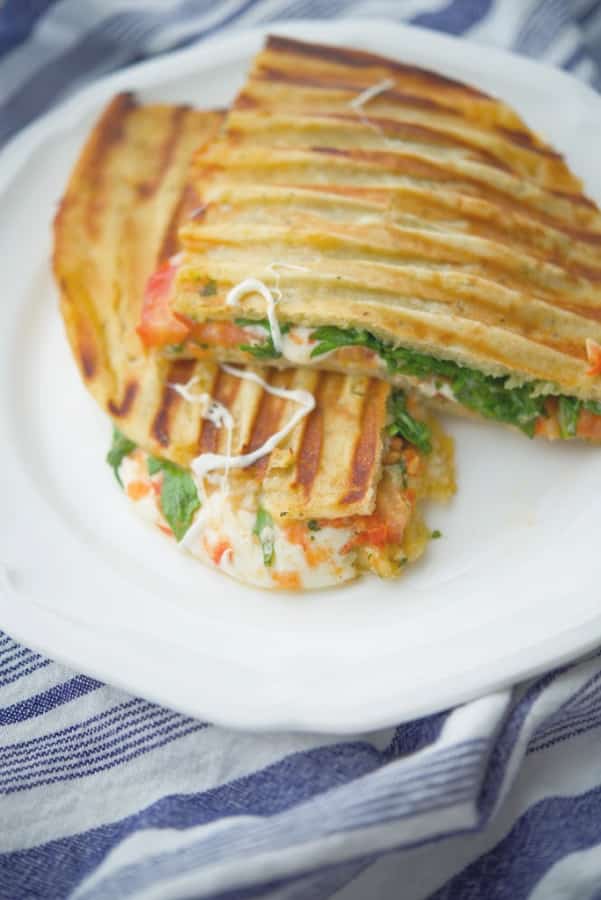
[2,19,601,733]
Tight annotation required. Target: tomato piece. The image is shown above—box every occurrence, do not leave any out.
[341,515,391,554]
[208,539,233,566]
[354,518,390,547]
[190,320,254,347]
[577,409,601,441]
[126,480,151,501]
[535,415,561,440]
[586,338,601,376]
[137,262,190,347]
[402,447,421,476]
[316,516,354,530]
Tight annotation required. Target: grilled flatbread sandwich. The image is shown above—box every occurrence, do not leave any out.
[53,94,455,590]
[140,36,601,444]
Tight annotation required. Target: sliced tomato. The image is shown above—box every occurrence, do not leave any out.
[353,517,390,547]
[402,447,422,476]
[209,539,233,566]
[341,515,392,554]
[126,480,151,501]
[586,338,601,376]
[137,262,190,347]
[535,415,561,440]
[577,408,601,441]
[190,320,254,348]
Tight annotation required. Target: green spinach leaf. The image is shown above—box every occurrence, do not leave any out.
[106,428,137,487]
[236,318,291,359]
[253,506,275,566]
[147,457,200,541]
[388,391,432,455]
[310,326,548,436]
[558,395,582,439]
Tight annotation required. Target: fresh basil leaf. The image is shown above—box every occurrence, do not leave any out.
[237,318,290,359]
[240,340,280,359]
[297,324,601,437]
[310,326,549,434]
[558,395,582,439]
[147,456,163,476]
[106,428,137,487]
[450,368,546,436]
[235,317,268,330]
[310,326,379,358]
[253,506,275,566]
[147,457,200,541]
[388,391,432,455]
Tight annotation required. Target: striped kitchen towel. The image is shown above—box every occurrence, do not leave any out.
[2,2,601,899]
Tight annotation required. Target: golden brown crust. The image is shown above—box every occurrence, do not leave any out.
[53,95,453,522]
[53,94,224,447]
[174,36,601,401]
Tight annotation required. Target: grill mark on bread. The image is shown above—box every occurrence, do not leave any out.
[293,375,328,497]
[137,105,190,200]
[78,325,97,378]
[342,379,388,505]
[83,92,136,239]
[158,183,202,263]
[252,70,459,116]
[152,359,196,446]
[306,145,594,224]
[243,371,291,475]
[264,35,488,97]
[108,380,138,416]
[196,368,242,453]
[321,112,513,171]
[498,125,559,157]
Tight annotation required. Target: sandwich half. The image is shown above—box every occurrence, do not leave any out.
[140,36,601,443]
[53,93,455,590]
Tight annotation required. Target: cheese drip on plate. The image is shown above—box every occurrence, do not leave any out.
[119,448,356,590]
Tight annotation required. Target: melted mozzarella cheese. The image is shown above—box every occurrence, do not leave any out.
[348,78,395,145]
[226,278,283,353]
[184,490,355,589]
[170,374,234,488]
[349,78,395,109]
[415,379,456,403]
[280,327,320,365]
[226,266,311,357]
[119,454,356,590]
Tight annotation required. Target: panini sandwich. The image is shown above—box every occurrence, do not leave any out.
[140,36,601,443]
[53,94,455,590]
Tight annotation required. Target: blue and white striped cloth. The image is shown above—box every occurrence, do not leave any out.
[3,2,601,898]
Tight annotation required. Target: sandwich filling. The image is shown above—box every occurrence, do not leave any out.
[138,263,601,442]
[109,375,454,590]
